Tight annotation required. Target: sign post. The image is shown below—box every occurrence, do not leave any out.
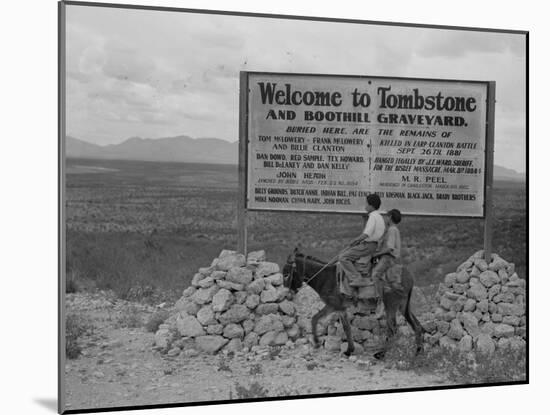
[484,81,496,262]
[238,72,249,255]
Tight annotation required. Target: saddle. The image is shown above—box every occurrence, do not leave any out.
[337,256,403,300]
[337,256,377,300]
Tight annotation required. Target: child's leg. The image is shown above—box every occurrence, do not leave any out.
[371,255,394,297]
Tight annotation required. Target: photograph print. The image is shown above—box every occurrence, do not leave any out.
[59,1,527,413]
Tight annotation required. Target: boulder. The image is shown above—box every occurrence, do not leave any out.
[191,273,206,287]
[234,291,248,304]
[196,306,217,326]
[193,285,220,305]
[225,338,243,353]
[458,335,473,352]
[195,335,228,354]
[218,304,250,325]
[226,267,254,285]
[211,289,234,312]
[476,333,495,354]
[216,253,246,271]
[439,336,457,350]
[448,319,465,340]
[247,279,265,295]
[182,286,196,297]
[456,270,470,284]
[286,324,300,339]
[467,282,488,301]
[197,277,215,288]
[245,294,260,309]
[479,271,500,288]
[254,314,284,335]
[247,250,266,264]
[260,286,279,303]
[354,316,379,331]
[463,298,476,312]
[175,298,200,316]
[256,303,280,315]
[210,270,227,280]
[279,300,296,316]
[276,286,290,301]
[488,257,508,272]
[206,324,224,335]
[256,262,280,278]
[274,331,289,345]
[242,319,255,334]
[503,316,521,326]
[259,330,278,346]
[265,273,284,286]
[223,323,244,339]
[243,332,260,348]
[176,315,205,337]
[497,303,525,317]
[494,324,515,338]
[474,258,488,272]
[216,280,245,291]
[324,335,342,351]
[477,299,489,314]
[444,273,457,287]
[460,312,480,338]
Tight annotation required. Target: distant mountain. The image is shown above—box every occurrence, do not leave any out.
[65,135,525,180]
[493,165,526,182]
[66,135,238,165]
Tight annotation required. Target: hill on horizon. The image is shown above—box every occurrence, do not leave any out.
[65,135,526,181]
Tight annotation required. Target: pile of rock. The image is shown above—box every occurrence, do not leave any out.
[292,291,388,354]
[154,250,300,356]
[423,250,526,354]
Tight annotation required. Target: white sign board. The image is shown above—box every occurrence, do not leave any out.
[243,72,489,217]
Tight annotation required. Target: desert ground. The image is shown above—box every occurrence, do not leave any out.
[63,159,526,411]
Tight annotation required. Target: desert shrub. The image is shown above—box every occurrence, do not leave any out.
[66,313,94,359]
[144,309,169,333]
[115,305,143,328]
[217,357,232,373]
[232,381,310,400]
[383,337,526,383]
[248,364,262,375]
[233,381,270,399]
[66,271,80,294]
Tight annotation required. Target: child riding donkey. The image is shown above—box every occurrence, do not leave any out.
[338,194,403,318]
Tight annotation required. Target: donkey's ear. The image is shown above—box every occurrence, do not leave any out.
[286,254,294,264]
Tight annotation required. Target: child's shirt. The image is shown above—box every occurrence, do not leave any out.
[380,224,401,259]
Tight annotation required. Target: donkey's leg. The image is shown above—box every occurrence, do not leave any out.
[402,295,426,354]
[374,293,397,360]
[311,305,333,348]
[339,311,355,356]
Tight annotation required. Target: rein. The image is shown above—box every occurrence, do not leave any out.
[293,254,340,286]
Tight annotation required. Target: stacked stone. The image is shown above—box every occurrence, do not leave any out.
[154,249,300,355]
[424,250,526,354]
[292,288,387,354]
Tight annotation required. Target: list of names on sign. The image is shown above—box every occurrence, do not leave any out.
[245,73,488,216]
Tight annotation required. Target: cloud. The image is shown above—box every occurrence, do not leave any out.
[65,5,526,170]
[416,30,526,59]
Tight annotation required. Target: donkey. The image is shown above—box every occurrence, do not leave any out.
[282,247,426,358]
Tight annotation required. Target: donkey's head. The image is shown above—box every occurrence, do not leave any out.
[282,247,304,295]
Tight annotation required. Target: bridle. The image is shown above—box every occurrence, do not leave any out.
[285,254,337,290]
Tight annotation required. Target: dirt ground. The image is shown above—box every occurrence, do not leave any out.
[63,292,458,412]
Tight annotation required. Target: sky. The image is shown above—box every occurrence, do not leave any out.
[65,5,527,172]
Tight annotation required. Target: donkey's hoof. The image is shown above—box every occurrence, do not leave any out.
[344,349,354,357]
[312,340,320,349]
[373,350,385,360]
